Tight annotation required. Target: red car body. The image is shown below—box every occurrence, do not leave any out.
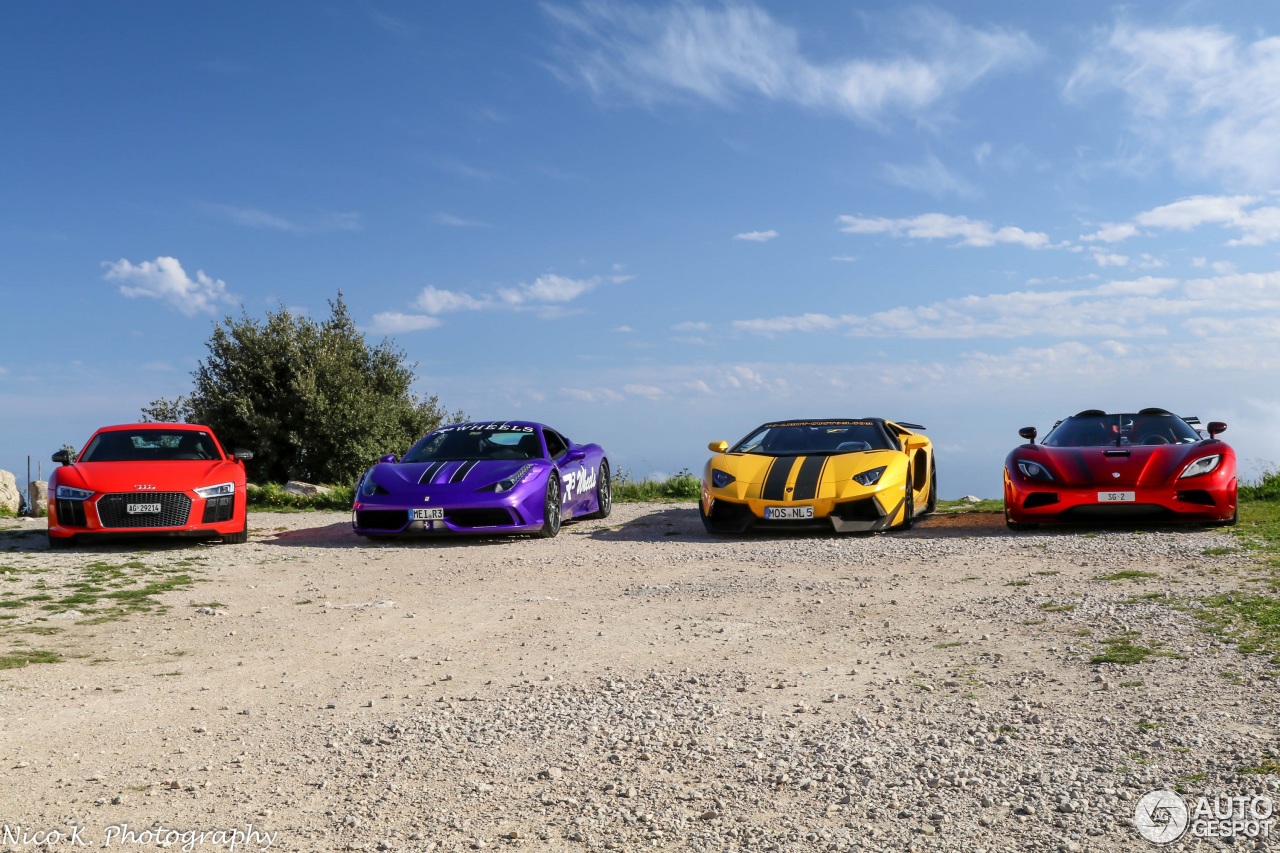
[47,423,252,547]
[1003,408,1237,529]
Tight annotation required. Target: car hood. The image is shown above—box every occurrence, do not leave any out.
[57,461,241,492]
[711,450,902,485]
[371,459,540,490]
[1028,443,1218,487]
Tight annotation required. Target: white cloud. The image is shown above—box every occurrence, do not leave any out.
[367,312,442,334]
[837,212,1051,248]
[102,256,236,317]
[1079,223,1138,243]
[435,213,490,228]
[624,384,665,399]
[498,274,599,306]
[1135,195,1256,230]
[206,203,362,235]
[382,272,626,329]
[733,271,1280,341]
[882,153,977,198]
[413,286,491,314]
[544,3,1037,125]
[831,255,858,263]
[672,321,709,332]
[733,229,778,242]
[1067,23,1280,185]
[614,324,636,333]
[1088,249,1129,268]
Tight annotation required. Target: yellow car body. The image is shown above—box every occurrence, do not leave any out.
[700,418,936,534]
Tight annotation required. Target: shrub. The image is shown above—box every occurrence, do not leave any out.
[614,468,701,502]
[1240,469,1280,502]
[246,483,355,512]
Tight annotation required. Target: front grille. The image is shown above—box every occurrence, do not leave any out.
[1061,504,1173,521]
[832,498,882,522]
[356,509,408,531]
[97,492,192,529]
[707,501,755,533]
[448,508,514,528]
[57,499,87,527]
[1024,493,1060,509]
[202,495,236,523]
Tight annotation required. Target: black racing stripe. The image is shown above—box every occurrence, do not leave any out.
[791,455,826,501]
[419,461,446,485]
[450,460,478,483]
[762,457,797,501]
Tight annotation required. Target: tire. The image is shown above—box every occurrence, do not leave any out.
[898,471,915,530]
[587,460,612,520]
[537,473,562,539]
[48,533,73,550]
[925,462,938,514]
[221,523,248,545]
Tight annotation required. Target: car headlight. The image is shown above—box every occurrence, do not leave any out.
[359,472,387,497]
[711,469,735,489]
[485,464,533,493]
[55,485,93,501]
[194,482,235,499]
[1179,454,1222,479]
[1016,460,1054,482]
[852,466,886,486]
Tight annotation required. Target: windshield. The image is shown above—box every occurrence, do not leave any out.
[731,421,895,456]
[402,426,543,462]
[80,430,222,462]
[1042,414,1201,448]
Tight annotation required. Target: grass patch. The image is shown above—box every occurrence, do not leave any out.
[613,469,700,502]
[0,649,62,669]
[1005,579,1031,587]
[1094,569,1159,582]
[934,641,964,649]
[1092,632,1155,665]
[1238,758,1280,775]
[247,482,355,512]
[1039,601,1076,612]
[1195,593,1280,662]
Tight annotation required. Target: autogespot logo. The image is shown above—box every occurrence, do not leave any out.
[1135,790,1190,844]
[1136,789,1276,844]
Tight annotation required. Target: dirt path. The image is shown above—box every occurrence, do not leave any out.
[0,505,1273,851]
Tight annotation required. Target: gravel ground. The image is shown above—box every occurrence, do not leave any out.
[0,504,1275,852]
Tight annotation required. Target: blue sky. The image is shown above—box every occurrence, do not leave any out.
[4,2,1280,498]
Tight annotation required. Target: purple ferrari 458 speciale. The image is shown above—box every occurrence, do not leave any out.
[351,421,611,539]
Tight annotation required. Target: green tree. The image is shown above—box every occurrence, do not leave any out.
[142,294,462,484]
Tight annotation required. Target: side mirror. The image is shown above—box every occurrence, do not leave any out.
[377,454,398,464]
[1018,427,1037,444]
[566,448,587,462]
[708,441,729,453]
[232,448,254,461]
[51,450,72,465]
[1207,421,1227,438]
[903,435,929,450]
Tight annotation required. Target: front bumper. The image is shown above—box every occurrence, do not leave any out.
[48,492,244,542]
[1005,479,1237,524]
[352,493,542,536]
[700,491,906,534]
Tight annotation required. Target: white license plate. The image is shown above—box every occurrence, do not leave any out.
[127,503,162,514]
[1096,491,1136,503]
[764,506,814,520]
[410,508,445,521]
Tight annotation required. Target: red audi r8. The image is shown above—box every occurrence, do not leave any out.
[47,424,253,548]
[1004,408,1237,529]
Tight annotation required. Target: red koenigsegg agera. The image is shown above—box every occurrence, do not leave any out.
[1004,408,1237,529]
[48,423,253,548]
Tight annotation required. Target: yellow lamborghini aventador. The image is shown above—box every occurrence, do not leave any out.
[700,418,936,534]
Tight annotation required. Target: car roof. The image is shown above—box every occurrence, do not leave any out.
[94,423,214,432]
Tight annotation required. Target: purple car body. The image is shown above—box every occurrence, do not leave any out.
[351,421,611,538]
